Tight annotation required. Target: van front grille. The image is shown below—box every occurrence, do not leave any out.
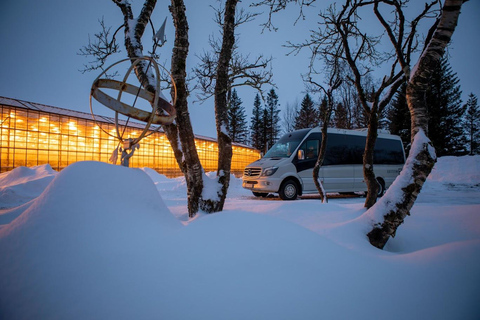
[243,167,262,177]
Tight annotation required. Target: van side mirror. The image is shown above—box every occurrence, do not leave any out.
[297,149,305,160]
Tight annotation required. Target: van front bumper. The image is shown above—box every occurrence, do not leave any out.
[242,177,282,193]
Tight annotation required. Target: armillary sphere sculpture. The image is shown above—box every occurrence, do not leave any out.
[89,56,176,167]
[89,17,175,167]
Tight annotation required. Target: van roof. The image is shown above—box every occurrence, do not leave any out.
[304,127,402,141]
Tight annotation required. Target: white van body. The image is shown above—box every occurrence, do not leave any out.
[242,128,406,200]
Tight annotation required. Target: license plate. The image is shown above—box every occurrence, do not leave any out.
[245,183,254,189]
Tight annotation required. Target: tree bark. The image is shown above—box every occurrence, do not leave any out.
[111,0,206,218]
[367,0,465,249]
[312,91,337,203]
[167,0,205,217]
[200,0,238,213]
[363,109,379,208]
[313,122,329,203]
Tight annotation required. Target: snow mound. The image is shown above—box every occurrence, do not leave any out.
[0,161,181,319]
[428,155,480,185]
[0,164,56,187]
[141,167,187,194]
[0,157,479,319]
[0,164,57,208]
[141,168,250,200]
[156,211,373,320]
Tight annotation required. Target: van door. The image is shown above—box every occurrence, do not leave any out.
[321,164,354,192]
[293,138,319,192]
[353,165,367,192]
[322,133,355,192]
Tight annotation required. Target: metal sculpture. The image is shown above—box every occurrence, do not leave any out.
[89,18,175,167]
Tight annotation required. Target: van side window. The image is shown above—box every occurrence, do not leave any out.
[374,139,405,164]
[325,133,349,165]
[306,140,319,159]
[298,140,319,160]
[325,134,364,165]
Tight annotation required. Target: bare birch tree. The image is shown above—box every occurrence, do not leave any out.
[103,0,206,217]
[256,0,466,248]
[306,63,342,203]
[298,43,346,202]
[366,0,467,248]
[81,0,254,216]
[282,100,299,134]
[193,1,274,212]
[165,0,205,216]
[286,1,405,208]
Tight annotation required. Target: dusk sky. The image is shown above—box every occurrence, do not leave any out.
[1,0,479,138]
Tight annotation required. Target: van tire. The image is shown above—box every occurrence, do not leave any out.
[252,192,268,198]
[376,178,385,197]
[279,179,299,200]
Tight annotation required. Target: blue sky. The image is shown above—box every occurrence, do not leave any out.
[1,0,478,138]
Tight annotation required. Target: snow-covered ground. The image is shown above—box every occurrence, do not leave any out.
[1,156,479,319]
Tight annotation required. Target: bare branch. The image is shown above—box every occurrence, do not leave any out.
[251,0,316,31]
[193,2,275,103]
[78,18,122,74]
[193,43,274,103]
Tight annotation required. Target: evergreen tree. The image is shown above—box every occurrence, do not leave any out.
[463,93,480,155]
[265,88,281,151]
[262,107,270,153]
[227,89,248,144]
[333,102,349,129]
[426,57,466,156]
[352,92,369,129]
[294,93,319,129]
[250,93,264,151]
[318,96,330,128]
[387,83,411,150]
[388,58,467,156]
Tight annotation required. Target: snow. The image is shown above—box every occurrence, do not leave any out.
[1,157,479,319]
[0,164,57,210]
[366,128,436,223]
[201,171,222,202]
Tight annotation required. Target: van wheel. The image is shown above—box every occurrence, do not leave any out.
[279,179,299,200]
[376,178,385,197]
[252,192,268,198]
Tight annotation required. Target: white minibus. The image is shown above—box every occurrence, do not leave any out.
[242,127,406,200]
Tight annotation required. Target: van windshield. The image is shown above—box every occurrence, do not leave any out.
[263,129,310,158]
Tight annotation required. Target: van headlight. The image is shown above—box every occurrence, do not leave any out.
[262,166,278,176]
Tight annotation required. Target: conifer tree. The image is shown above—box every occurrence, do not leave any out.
[333,102,349,129]
[463,93,480,155]
[227,89,248,144]
[250,93,264,151]
[265,88,281,151]
[387,83,411,151]
[262,107,270,153]
[426,57,466,156]
[294,93,318,129]
[318,96,330,128]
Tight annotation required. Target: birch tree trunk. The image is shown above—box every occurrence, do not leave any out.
[313,121,329,203]
[366,0,465,249]
[111,0,206,218]
[200,0,238,213]
[363,108,379,208]
[312,91,337,203]
[166,0,205,217]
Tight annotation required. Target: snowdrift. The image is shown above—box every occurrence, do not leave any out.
[428,155,480,184]
[0,164,57,209]
[0,161,181,319]
[0,157,479,319]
